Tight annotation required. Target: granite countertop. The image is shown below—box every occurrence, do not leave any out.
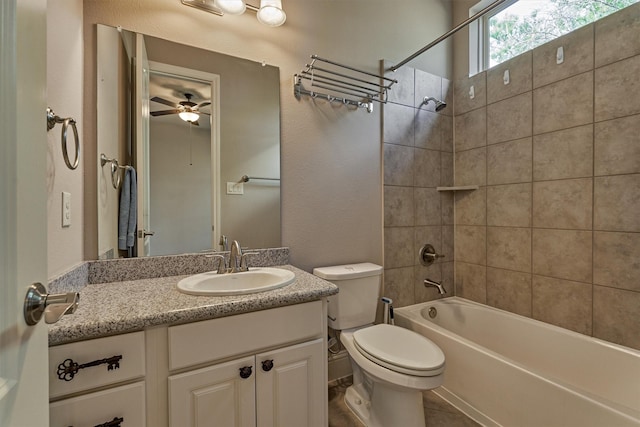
[48,264,337,346]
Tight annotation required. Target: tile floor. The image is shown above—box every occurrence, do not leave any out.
[328,377,481,427]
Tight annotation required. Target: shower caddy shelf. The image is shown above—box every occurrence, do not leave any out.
[294,55,397,113]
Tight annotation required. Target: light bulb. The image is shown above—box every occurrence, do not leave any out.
[257,0,286,26]
[214,0,246,15]
[179,111,200,123]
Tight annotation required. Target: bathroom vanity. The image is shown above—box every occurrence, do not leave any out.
[47,254,337,427]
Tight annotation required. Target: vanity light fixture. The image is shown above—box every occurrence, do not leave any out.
[179,110,200,123]
[182,0,286,27]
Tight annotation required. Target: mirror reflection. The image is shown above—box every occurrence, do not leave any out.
[96,25,281,259]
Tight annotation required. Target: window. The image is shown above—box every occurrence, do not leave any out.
[469,0,639,74]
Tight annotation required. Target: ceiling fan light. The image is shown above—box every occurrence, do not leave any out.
[214,0,246,15]
[257,0,286,26]
[179,111,200,123]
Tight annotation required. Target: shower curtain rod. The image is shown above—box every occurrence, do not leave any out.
[389,0,509,72]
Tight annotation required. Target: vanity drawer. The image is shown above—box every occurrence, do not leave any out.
[169,300,324,370]
[49,331,145,399]
[50,381,145,427]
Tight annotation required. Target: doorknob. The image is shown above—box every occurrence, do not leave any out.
[138,229,155,238]
[23,282,79,326]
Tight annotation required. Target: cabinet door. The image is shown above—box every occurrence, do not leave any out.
[50,382,145,427]
[256,338,326,427]
[169,356,256,427]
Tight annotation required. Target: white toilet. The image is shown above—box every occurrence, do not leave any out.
[313,263,445,427]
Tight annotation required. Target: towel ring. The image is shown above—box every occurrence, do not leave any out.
[46,107,80,170]
[100,154,126,189]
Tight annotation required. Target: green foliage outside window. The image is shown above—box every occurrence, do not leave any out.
[489,0,639,67]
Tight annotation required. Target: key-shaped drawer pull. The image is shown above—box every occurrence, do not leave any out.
[57,355,123,381]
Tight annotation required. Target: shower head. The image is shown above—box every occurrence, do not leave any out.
[423,96,447,112]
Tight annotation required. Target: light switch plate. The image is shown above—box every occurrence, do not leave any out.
[62,191,71,227]
[227,182,244,195]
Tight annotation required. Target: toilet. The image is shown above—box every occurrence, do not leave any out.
[314,263,445,427]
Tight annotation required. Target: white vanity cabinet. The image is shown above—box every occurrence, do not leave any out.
[167,300,327,427]
[48,331,146,427]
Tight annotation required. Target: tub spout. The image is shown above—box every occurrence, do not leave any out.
[424,278,446,295]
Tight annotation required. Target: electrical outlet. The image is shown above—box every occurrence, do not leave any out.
[62,191,71,227]
[227,182,244,195]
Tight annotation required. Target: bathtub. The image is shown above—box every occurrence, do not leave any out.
[394,297,640,427]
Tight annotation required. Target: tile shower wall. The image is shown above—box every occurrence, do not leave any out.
[382,61,454,307]
[453,4,640,350]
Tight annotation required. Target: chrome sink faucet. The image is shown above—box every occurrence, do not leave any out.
[229,240,243,273]
[424,278,446,295]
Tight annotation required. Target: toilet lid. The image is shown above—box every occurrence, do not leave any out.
[353,324,445,376]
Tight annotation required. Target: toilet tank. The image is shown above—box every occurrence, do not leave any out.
[313,263,383,330]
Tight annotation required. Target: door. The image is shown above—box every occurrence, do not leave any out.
[0,0,50,425]
[133,33,151,256]
[168,356,256,427]
[256,338,326,427]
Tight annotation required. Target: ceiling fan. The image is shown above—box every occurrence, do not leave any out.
[150,93,211,125]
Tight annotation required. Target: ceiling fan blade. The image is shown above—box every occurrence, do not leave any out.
[190,120,200,126]
[150,109,181,116]
[197,111,211,116]
[197,101,211,108]
[151,96,180,108]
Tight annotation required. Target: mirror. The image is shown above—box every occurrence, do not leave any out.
[96,25,281,258]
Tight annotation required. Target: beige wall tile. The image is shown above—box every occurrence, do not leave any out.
[415,109,441,151]
[533,125,593,181]
[441,115,453,152]
[594,114,640,176]
[487,183,532,227]
[414,148,441,188]
[595,55,640,122]
[454,71,487,115]
[532,275,592,335]
[442,225,454,262]
[487,227,531,272]
[594,231,640,292]
[415,69,442,113]
[441,78,453,117]
[441,152,453,187]
[487,267,532,317]
[455,147,486,186]
[456,225,486,265]
[441,192,454,225]
[533,229,592,283]
[533,71,593,135]
[533,24,594,88]
[384,226,414,269]
[441,261,454,294]
[383,102,415,145]
[593,286,640,350]
[487,51,532,104]
[533,178,593,230]
[384,143,413,186]
[487,92,532,145]
[455,186,486,226]
[487,138,532,185]
[456,262,487,303]
[595,2,640,67]
[383,267,415,308]
[414,187,441,226]
[384,62,414,107]
[454,107,486,151]
[384,186,414,227]
[594,174,640,232]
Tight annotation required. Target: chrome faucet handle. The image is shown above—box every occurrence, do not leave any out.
[206,254,227,274]
[239,252,259,272]
[419,244,445,266]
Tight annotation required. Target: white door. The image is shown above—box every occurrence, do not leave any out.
[168,356,256,427]
[256,338,326,427]
[0,0,50,425]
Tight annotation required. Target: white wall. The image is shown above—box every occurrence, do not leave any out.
[47,0,84,277]
[46,0,454,276]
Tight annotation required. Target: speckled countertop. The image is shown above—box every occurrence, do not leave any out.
[47,249,338,346]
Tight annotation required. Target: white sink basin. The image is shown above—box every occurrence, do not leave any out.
[176,267,296,296]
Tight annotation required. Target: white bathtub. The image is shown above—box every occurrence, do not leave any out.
[394,297,640,427]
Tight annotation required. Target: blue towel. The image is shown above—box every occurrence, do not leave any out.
[118,167,137,256]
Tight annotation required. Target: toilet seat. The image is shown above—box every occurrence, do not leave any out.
[353,324,445,377]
